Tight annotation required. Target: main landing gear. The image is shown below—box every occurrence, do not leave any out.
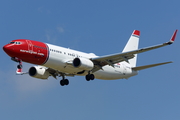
[59,73,95,86]
[85,74,95,81]
[60,75,69,86]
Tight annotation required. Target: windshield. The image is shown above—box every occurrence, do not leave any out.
[9,42,15,44]
[9,41,21,44]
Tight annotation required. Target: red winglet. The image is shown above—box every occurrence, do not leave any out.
[133,30,140,36]
[170,29,178,42]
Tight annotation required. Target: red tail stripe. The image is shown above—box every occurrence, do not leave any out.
[133,30,140,36]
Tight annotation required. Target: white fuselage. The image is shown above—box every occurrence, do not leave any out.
[43,43,138,80]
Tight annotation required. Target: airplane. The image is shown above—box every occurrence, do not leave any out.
[3,30,177,86]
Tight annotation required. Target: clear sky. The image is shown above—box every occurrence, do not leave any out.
[0,0,180,120]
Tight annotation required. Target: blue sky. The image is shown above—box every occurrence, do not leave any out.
[0,0,180,120]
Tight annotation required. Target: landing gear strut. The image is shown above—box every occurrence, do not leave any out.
[60,75,69,86]
[85,74,95,81]
[17,59,23,69]
[11,57,23,69]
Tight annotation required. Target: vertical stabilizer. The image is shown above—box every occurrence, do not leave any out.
[122,30,140,67]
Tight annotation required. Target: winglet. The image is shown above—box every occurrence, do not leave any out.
[169,29,178,43]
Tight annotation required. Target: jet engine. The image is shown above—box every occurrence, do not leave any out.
[29,66,50,79]
[73,57,94,70]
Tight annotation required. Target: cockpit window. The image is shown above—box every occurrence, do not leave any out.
[9,42,15,44]
[9,41,21,44]
[15,42,21,44]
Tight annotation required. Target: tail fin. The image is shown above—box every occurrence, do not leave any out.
[122,30,140,67]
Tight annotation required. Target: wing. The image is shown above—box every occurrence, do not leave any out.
[91,30,177,68]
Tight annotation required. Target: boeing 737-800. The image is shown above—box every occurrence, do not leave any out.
[3,30,177,86]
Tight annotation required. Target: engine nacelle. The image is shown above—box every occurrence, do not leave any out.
[73,57,94,70]
[29,66,50,79]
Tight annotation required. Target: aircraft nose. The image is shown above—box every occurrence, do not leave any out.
[3,44,14,57]
[3,44,11,52]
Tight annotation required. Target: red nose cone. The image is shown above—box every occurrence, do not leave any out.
[3,44,14,57]
[3,45,8,52]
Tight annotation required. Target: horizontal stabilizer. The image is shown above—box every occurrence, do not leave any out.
[132,61,172,71]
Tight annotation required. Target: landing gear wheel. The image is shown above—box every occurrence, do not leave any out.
[60,80,65,86]
[60,79,69,86]
[17,64,22,69]
[86,75,91,81]
[86,74,95,81]
[90,74,95,80]
[64,79,69,85]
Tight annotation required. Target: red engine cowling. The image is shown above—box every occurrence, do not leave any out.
[73,58,94,70]
[29,66,50,79]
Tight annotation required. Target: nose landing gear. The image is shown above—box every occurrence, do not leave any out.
[16,59,24,75]
[11,57,27,75]
[17,61,22,69]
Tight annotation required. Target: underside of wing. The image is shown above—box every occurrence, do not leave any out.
[46,67,75,79]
